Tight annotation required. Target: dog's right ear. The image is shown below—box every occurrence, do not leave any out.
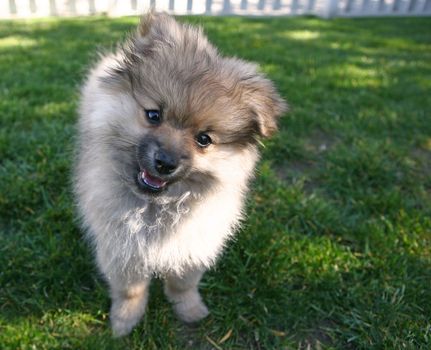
[99,12,168,91]
[137,11,155,37]
[101,12,180,87]
[135,12,180,47]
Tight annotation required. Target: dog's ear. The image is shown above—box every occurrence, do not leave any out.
[137,11,155,37]
[136,12,180,44]
[100,12,178,90]
[243,74,287,138]
[130,12,173,57]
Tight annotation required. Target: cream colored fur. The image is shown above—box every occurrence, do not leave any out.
[74,12,286,337]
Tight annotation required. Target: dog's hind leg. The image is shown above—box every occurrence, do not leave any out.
[164,269,209,323]
[109,279,151,337]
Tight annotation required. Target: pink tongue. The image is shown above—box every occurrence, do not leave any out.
[143,171,166,188]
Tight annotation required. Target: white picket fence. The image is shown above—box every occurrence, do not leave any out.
[1,0,430,19]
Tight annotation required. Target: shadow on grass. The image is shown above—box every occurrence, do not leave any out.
[1,15,430,349]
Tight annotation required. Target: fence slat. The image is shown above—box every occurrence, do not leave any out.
[345,0,354,12]
[8,0,17,15]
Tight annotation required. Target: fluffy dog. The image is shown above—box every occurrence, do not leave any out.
[74,12,286,337]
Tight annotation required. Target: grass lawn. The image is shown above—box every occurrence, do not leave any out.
[0,14,430,349]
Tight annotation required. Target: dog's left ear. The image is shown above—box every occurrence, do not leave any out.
[243,74,288,138]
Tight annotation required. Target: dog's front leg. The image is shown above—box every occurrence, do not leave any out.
[109,279,151,337]
[164,269,209,323]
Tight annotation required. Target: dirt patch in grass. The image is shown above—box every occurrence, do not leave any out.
[410,146,431,194]
[411,147,431,174]
[303,129,338,155]
[275,159,316,181]
[274,129,337,193]
[297,319,345,350]
[275,159,322,194]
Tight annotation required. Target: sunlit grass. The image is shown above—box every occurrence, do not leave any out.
[0,35,38,47]
[281,30,320,40]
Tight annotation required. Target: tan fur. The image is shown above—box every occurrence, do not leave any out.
[74,12,286,337]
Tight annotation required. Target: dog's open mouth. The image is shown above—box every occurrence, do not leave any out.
[137,169,167,193]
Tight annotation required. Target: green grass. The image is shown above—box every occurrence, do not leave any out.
[1,15,430,349]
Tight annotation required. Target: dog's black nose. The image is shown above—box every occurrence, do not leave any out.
[154,150,178,175]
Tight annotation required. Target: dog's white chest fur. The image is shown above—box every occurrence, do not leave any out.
[148,189,242,269]
[90,185,247,284]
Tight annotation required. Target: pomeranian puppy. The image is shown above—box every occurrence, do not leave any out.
[74,12,286,337]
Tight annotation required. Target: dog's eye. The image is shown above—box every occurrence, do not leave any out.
[145,110,161,125]
[196,133,212,148]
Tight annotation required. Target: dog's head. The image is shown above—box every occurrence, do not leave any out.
[100,13,286,199]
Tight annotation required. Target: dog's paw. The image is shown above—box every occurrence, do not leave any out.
[109,289,148,337]
[173,296,209,323]
[111,314,139,338]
